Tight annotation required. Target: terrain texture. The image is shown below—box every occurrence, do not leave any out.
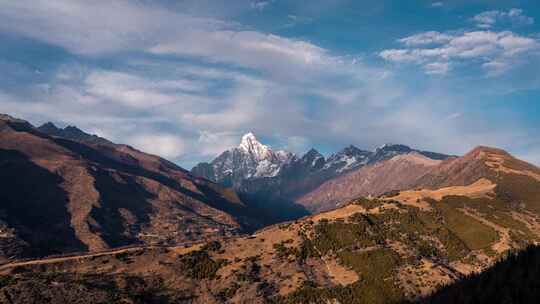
[1,144,540,303]
[1,114,540,303]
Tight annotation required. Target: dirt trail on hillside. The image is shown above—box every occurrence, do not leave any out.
[0,244,201,274]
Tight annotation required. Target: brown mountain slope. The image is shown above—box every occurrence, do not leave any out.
[298,152,442,213]
[412,146,497,189]
[298,146,540,214]
[0,114,254,261]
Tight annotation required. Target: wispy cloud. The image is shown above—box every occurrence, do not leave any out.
[250,1,272,11]
[472,8,534,29]
[149,31,340,82]
[283,15,314,28]
[0,1,350,84]
[0,1,221,55]
[398,31,453,46]
[84,71,209,108]
[424,61,450,75]
[129,134,187,159]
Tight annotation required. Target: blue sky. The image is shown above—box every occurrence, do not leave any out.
[0,0,539,168]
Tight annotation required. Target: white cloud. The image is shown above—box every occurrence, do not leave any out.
[379,49,418,62]
[431,2,444,8]
[0,1,220,55]
[129,134,186,159]
[196,131,241,157]
[380,30,539,75]
[0,0,338,83]
[83,70,210,109]
[86,72,172,108]
[398,31,453,46]
[472,8,534,29]
[424,62,450,75]
[1,57,536,168]
[381,9,539,76]
[149,31,340,82]
[446,112,462,120]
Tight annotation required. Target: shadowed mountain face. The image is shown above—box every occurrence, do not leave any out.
[0,114,273,260]
[0,149,86,258]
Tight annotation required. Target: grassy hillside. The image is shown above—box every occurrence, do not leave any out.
[2,185,540,303]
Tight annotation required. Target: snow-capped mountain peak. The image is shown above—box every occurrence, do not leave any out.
[324,145,372,173]
[192,136,451,192]
[238,132,271,159]
[371,144,413,163]
[191,132,297,185]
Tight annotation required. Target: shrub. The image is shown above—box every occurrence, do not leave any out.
[179,249,226,279]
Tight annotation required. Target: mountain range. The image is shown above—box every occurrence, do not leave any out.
[192,132,452,213]
[1,113,540,303]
